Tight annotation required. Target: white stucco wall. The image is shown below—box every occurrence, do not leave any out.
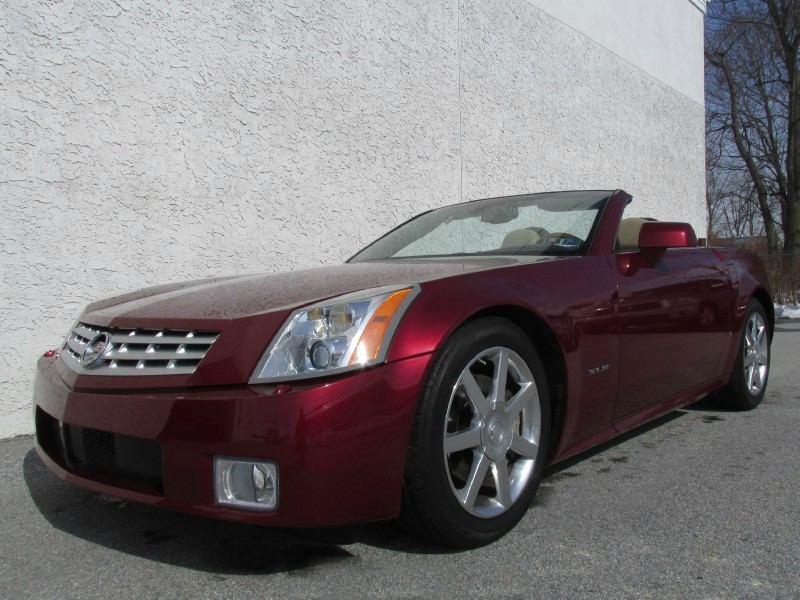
[0,0,706,438]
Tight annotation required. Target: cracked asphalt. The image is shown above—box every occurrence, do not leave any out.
[1,321,799,599]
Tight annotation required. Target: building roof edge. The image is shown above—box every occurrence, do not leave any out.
[688,0,708,14]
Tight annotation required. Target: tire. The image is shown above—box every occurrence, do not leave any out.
[401,317,551,548]
[723,299,771,411]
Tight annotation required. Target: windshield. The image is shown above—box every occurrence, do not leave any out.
[349,191,610,262]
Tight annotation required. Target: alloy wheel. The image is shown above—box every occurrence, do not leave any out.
[442,346,541,519]
[743,312,769,395]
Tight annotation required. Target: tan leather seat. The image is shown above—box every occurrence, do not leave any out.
[501,227,544,249]
[617,217,654,252]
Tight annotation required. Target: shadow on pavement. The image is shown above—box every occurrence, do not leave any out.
[22,449,457,575]
[23,449,359,575]
[544,410,686,477]
[773,317,799,333]
[682,392,741,413]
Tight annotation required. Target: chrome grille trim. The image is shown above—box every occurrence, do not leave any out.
[61,322,220,376]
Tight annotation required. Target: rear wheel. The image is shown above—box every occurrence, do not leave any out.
[723,299,770,410]
[401,317,551,547]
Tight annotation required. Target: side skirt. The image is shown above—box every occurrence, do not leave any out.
[550,377,727,464]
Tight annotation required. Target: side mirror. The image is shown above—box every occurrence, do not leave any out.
[638,222,698,249]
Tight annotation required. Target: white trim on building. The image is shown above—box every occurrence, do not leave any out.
[688,0,709,14]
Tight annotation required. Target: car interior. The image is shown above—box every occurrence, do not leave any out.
[499,216,659,255]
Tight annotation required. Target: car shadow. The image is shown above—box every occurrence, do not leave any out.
[23,449,362,574]
[543,410,686,477]
[680,392,740,413]
[22,449,457,574]
[23,408,697,570]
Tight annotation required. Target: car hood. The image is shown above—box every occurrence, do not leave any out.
[62,255,565,391]
[82,256,560,326]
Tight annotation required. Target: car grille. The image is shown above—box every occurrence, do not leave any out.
[61,322,219,376]
[65,423,116,470]
[36,408,164,495]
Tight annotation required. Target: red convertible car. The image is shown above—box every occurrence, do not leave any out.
[34,190,773,547]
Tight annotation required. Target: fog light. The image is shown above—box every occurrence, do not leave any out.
[214,457,278,511]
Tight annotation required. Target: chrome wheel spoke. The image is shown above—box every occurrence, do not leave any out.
[506,382,535,418]
[757,331,769,364]
[458,453,490,510]
[753,366,762,391]
[444,427,482,454]
[491,348,509,405]
[510,433,538,458]
[743,352,757,368]
[745,325,755,349]
[492,457,512,509]
[461,370,489,417]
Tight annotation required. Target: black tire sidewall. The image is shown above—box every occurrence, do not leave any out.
[409,317,551,547]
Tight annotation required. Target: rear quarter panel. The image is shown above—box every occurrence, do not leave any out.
[712,247,774,377]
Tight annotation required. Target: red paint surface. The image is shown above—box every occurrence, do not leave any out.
[35,353,431,526]
[638,221,699,249]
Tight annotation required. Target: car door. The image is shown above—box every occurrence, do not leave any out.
[613,247,731,421]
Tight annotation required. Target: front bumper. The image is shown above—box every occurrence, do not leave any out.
[33,352,431,527]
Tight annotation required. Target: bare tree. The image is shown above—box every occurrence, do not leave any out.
[706,0,800,263]
[706,121,766,238]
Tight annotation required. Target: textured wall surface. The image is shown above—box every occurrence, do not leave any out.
[0,0,705,437]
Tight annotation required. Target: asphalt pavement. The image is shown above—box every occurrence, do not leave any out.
[2,321,799,599]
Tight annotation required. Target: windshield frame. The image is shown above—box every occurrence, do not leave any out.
[347,190,614,263]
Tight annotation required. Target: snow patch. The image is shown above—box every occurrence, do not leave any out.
[775,304,800,319]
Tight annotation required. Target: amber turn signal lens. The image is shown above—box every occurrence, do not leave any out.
[348,288,413,366]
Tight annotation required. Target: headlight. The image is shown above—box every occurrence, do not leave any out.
[249,284,420,383]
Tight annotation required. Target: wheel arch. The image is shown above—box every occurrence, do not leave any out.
[750,287,775,339]
[459,305,568,461]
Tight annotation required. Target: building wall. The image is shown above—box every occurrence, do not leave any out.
[0,0,706,437]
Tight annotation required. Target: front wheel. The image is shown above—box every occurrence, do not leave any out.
[723,299,771,410]
[401,317,551,547]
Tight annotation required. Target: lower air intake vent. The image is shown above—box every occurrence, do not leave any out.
[63,422,163,492]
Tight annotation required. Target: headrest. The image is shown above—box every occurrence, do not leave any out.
[617,217,654,251]
[501,227,544,249]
